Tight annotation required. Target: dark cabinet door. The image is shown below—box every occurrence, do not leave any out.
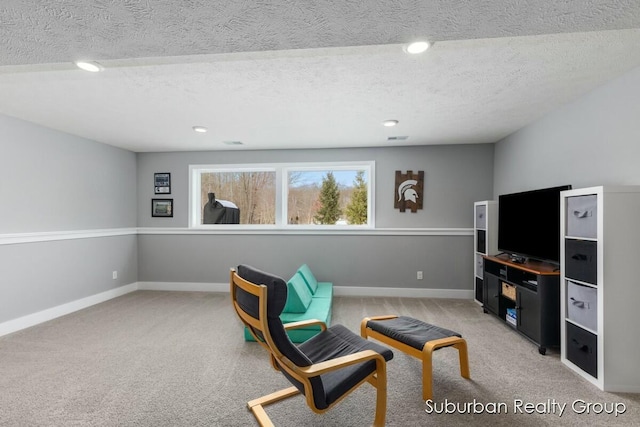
[483,273,500,315]
[517,286,541,343]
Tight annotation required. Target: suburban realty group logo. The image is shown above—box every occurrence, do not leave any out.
[425,398,627,417]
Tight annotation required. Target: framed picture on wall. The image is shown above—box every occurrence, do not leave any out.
[154,172,171,194]
[152,199,173,217]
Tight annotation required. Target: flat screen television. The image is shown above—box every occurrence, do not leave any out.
[498,185,572,264]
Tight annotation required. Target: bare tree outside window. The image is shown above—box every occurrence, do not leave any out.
[200,171,276,224]
[288,171,321,224]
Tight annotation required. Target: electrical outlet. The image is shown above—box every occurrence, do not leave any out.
[112,271,118,280]
[417,271,423,280]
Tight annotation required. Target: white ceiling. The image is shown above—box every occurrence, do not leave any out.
[2,1,640,152]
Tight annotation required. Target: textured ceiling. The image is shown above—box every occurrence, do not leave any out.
[2,1,640,152]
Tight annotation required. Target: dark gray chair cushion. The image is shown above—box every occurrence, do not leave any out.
[366,316,461,351]
[299,324,393,408]
[236,264,287,319]
[236,265,312,368]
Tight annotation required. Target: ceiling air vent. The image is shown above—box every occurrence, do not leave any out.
[387,136,409,141]
[223,141,244,145]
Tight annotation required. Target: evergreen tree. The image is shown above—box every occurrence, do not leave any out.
[345,170,367,224]
[314,172,342,224]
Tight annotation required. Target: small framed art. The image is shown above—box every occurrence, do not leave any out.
[154,172,171,194]
[152,199,173,217]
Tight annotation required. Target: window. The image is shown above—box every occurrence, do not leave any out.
[285,166,371,226]
[189,162,374,228]
[190,166,277,226]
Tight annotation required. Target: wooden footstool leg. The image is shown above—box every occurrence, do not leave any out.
[454,339,471,379]
[422,337,471,401]
[421,346,435,401]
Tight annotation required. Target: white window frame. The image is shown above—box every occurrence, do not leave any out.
[189,161,375,229]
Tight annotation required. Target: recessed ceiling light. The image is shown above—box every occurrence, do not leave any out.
[74,61,103,72]
[404,41,431,54]
[192,126,208,133]
[383,120,399,127]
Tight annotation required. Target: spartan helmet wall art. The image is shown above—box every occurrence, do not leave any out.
[394,170,424,213]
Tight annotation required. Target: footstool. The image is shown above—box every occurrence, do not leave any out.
[360,315,470,400]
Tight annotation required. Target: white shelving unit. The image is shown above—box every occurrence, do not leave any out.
[560,186,640,392]
[473,201,498,304]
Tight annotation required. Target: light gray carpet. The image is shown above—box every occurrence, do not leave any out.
[0,291,638,426]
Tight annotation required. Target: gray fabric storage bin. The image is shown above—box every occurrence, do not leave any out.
[567,195,597,238]
[475,205,486,229]
[567,281,598,332]
[475,254,484,278]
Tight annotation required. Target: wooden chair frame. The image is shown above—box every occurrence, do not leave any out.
[361,315,470,401]
[230,269,389,427]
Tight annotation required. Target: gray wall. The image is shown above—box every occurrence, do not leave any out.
[494,65,640,195]
[138,233,471,289]
[137,144,494,228]
[0,115,137,233]
[0,236,138,322]
[0,115,138,323]
[137,144,495,288]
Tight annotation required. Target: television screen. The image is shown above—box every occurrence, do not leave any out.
[498,185,571,263]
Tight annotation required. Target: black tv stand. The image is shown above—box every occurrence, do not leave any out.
[482,254,560,355]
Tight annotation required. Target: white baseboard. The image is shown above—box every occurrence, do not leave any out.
[0,283,138,338]
[137,281,229,293]
[334,286,474,299]
[138,281,473,299]
[603,384,640,393]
